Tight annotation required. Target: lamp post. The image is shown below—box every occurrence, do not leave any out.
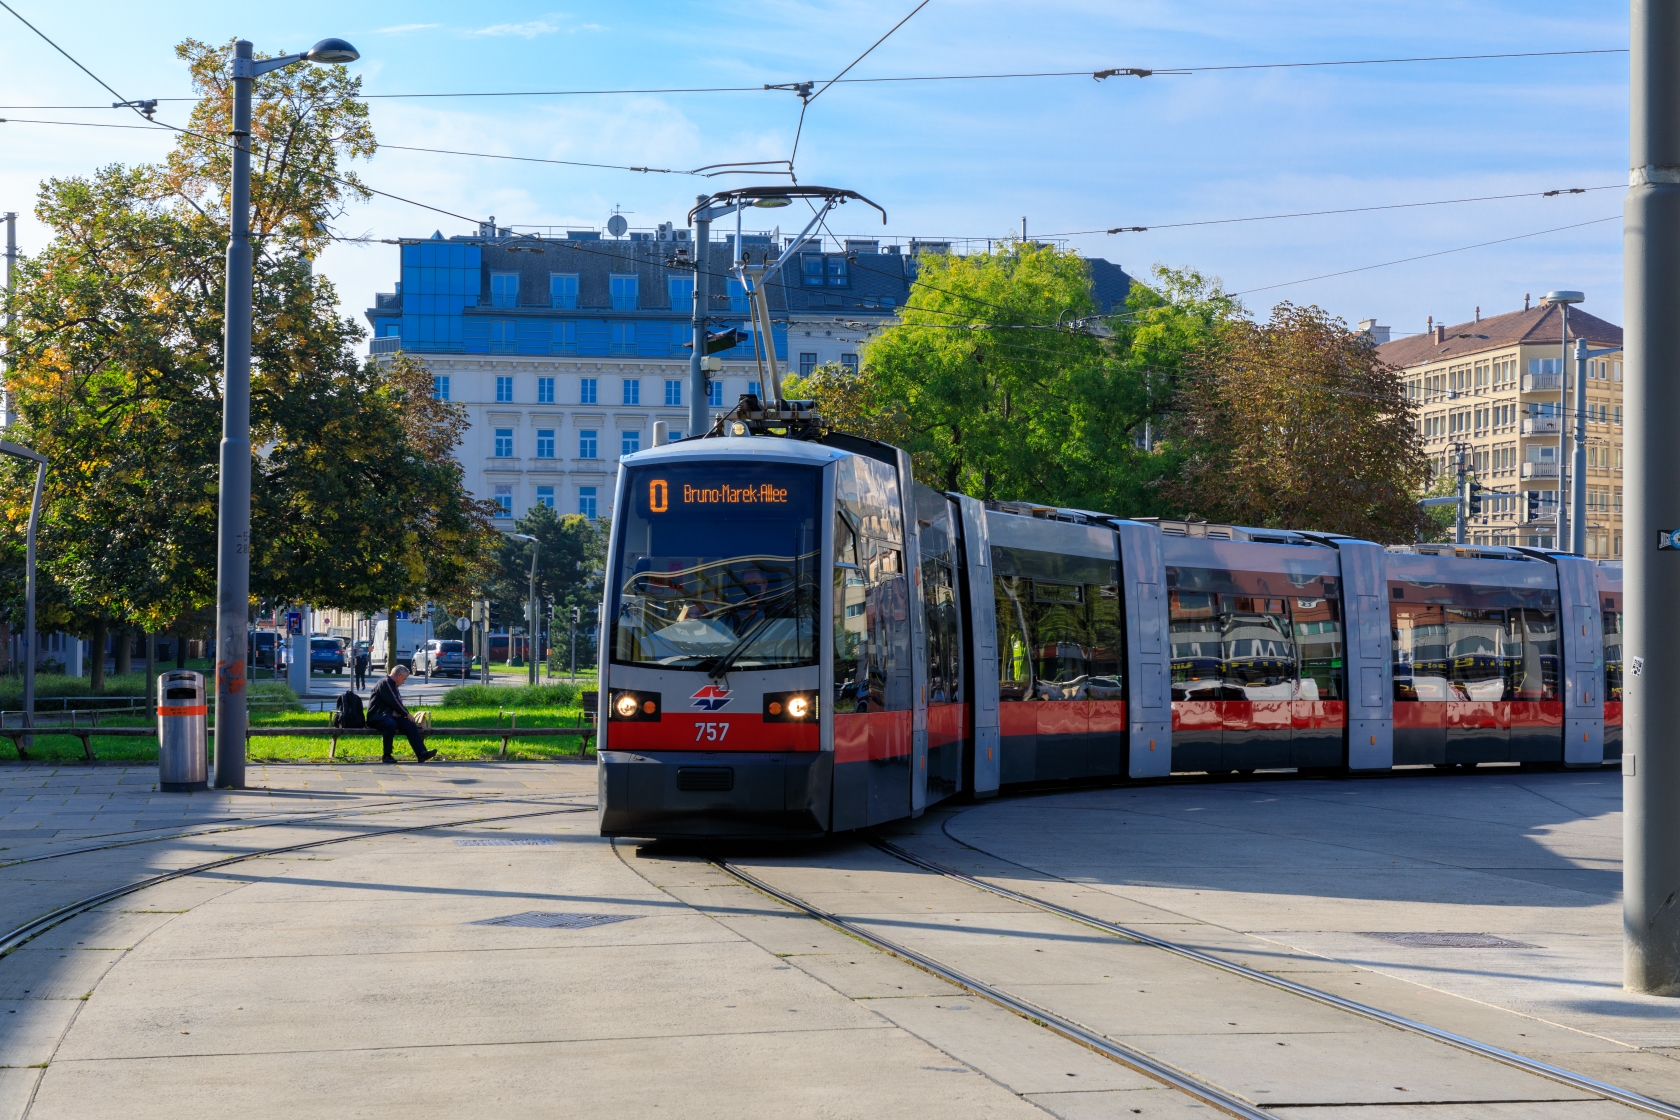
[1542,290,1584,552]
[212,37,358,791]
[505,533,539,686]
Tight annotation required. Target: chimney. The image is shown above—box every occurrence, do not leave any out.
[1475,306,1481,322]
[1525,293,1531,311]
[1356,318,1391,344]
[1434,325,1446,344]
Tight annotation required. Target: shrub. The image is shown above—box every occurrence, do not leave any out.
[438,682,578,709]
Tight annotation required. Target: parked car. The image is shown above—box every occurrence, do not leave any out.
[309,636,346,675]
[414,639,468,678]
[250,630,284,669]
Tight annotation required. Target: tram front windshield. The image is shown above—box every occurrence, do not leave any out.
[613,462,821,671]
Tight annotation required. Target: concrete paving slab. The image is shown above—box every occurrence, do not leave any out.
[0,950,121,1002]
[785,949,964,999]
[1110,1027,1598,1106]
[0,996,80,1065]
[864,994,1161,1095]
[0,1067,44,1120]
[32,1030,1050,1120]
[1024,1087,1220,1118]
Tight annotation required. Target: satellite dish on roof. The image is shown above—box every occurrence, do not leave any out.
[607,214,628,238]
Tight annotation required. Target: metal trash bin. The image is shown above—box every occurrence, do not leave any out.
[158,670,208,792]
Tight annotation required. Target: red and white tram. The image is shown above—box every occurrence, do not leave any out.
[597,424,1620,839]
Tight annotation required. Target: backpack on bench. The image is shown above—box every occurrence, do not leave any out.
[334,690,366,729]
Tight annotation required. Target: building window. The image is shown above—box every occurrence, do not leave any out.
[494,428,514,458]
[552,321,576,354]
[431,375,450,401]
[748,380,762,399]
[535,485,555,510]
[622,378,640,405]
[668,276,694,311]
[382,323,400,337]
[490,319,518,352]
[610,274,639,311]
[728,277,749,313]
[841,353,858,371]
[828,256,848,286]
[799,352,818,376]
[578,429,598,459]
[536,429,555,458]
[494,485,513,518]
[580,377,598,404]
[578,486,598,520]
[550,273,579,309]
[537,376,555,404]
[1616,405,1623,425]
[708,380,723,407]
[611,322,636,356]
[803,255,825,287]
[495,376,514,403]
[622,430,641,457]
[664,379,682,406]
[490,272,519,308]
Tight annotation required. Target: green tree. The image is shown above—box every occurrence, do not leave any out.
[0,39,494,682]
[484,504,607,631]
[1164,302,1428,541]
[812,251,1238,516]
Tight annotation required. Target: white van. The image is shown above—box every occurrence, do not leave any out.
[370,616,433,671]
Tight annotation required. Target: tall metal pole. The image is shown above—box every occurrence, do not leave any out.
[1558,302,1570,552]
[3,211,16,428]
[1625,0,1680,996]
[1455,456,1467,545]
[1573,337,1590,556]
[689,197,710,438]
[212,40,255,789]
[527,544,540,687]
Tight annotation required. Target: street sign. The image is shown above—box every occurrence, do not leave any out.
[286,612,302,635]
[395,610,409,620]
[1659,530,1680,550]
[455,616,471,631]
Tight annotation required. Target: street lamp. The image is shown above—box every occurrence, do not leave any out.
[1542,290,1584,553]
[505,533,539,686]
[212,37,359,791]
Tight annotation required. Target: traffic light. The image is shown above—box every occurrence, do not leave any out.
[1467,481,1487,518]
[1525,491,1543,521]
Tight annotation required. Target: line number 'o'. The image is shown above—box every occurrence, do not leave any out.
[649,479,668,513]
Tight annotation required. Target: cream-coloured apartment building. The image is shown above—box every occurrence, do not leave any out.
[1374,302,1624,558]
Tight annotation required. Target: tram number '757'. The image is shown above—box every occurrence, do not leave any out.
[694,721,731,743]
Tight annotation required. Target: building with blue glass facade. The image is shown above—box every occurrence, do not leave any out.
[366,216,1130,523]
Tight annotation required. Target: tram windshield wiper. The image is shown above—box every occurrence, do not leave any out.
[701,615,778,681]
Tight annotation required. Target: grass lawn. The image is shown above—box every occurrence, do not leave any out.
[0,680,596,765]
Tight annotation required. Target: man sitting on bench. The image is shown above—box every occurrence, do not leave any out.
[366,664,438,764]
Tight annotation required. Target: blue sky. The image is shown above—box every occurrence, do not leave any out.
[0,1,1628,339]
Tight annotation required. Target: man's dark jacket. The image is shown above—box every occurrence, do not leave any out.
[367,675,411,721]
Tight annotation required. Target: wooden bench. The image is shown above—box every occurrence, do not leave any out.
[0,724,596,763]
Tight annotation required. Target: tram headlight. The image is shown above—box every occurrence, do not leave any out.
[763,690,816,723]
[609,689,661,722]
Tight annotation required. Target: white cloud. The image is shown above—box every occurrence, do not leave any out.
[377,23,440,34]
[472,16,566,39]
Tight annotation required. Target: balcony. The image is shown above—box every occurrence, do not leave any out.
[369,337,401,355]
[1521,461,1559,479]
[1521,416,1560,435]
[1522,372,1562,392]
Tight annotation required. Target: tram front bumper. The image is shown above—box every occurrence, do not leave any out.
[598,750,833,839]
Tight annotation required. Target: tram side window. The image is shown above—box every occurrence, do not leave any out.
[1170,592,1223,700]
[832,518,912,712]
[1604,603,1622,700]
[1391,603,1449,700]
[1220,596,1297,701]
[1507,607,1559,701]
[1293,595,1344,700]
[1447,607,1506,701]
[922,560,962,702]
[994,574,1121,702]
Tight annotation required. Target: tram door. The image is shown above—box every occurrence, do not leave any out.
[829,453,915,831]
[916,484,966,804]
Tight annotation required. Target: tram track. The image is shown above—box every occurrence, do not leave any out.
[710,854,1275,1120]
[0,802,596,958]
[870,834,1680,1119]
